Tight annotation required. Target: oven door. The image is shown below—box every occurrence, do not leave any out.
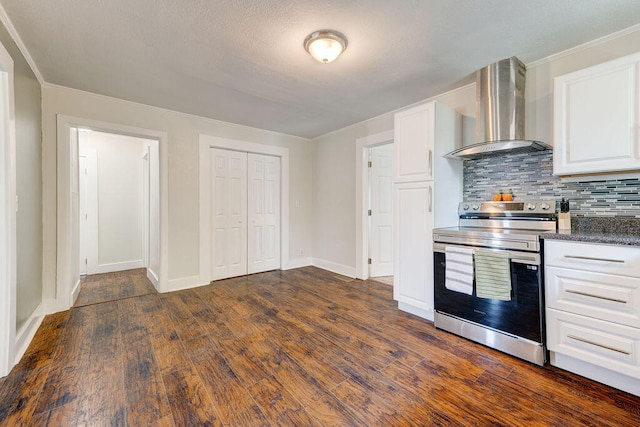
[433,243,543,344]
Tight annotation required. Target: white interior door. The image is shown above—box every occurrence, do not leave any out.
[369,144,394,277]
[248,153,280,274]
[142,148,150,268]
[79,155,87,276]
[210,148,248,280]
[78,146,98,275]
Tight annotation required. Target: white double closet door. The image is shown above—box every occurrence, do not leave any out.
[210,148,281,281]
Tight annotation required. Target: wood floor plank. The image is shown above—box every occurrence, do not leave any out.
[32,306,94,416]
[0,311,69,425]
[189,345,270,426]
[71,302,126,426]
[161,367,222,427]
[248,375,321,426]
[119,298,174,426]
[75,268,156,307]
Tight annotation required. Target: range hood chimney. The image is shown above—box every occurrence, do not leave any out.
[446,57,551,159]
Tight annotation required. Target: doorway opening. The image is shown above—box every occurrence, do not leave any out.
[56,115,167,312]
[355,130,394,281]
[77,129,159,277]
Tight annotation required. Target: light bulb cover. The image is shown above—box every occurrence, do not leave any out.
[304,30,348,63]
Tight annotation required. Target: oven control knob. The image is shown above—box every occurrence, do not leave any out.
[462,204,469,210]
[526,203,536,210]
[540,203,550,210]
[471,204,480,210]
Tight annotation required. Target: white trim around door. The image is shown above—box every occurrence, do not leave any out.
[355,130,394,280]
[54,115,168,313]
[0,38,16,378]
[199,134,290,284]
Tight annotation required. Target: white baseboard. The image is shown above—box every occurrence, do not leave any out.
[71,278,81,305]
[311,258,357,278]
[93,259,145,275]
[147,268,159,289]
[14,303,44,365]
[283,257,312,270]
[164,275,209,293]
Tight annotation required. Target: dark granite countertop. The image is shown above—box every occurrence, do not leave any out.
[541,216,640,247]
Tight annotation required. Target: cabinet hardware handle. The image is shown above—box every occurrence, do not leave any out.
[428,186,432,213]
[564,255,625,263]
[428,150,433,177]
[566,289,626,304]
[567,335,631,355]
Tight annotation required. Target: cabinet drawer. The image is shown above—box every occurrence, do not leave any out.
[545,240,640,278]
[546,266,640,328]
[547,309,640,379]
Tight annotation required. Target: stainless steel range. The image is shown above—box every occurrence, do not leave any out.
[432,200,557,366]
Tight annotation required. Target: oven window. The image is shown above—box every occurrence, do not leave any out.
[433,252,543,343]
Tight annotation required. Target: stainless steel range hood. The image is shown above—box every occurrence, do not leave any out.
[446,57,551,160]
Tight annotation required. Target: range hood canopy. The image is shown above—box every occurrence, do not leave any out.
[446,57,551,160]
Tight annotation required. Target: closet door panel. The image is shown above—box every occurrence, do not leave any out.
[248,154,281,274]
[263,155,281,271]
[210,148,247,280]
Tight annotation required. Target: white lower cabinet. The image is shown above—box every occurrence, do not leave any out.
[545,240,640,396]
[394,182,434,319]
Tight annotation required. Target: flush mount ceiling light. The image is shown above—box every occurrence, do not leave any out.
[303,30,348,64]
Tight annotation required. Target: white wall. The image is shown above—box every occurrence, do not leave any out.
[312,26,640,275]
[80,130,151,273]
[41,84,313,300]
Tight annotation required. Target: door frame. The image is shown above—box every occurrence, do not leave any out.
[55,115,168,312]
[355,130,394,280]
[199,134,290,282]
[0,39,15,377]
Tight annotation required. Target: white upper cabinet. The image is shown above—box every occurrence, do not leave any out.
[554,52,640,176]
[394,102,436,182]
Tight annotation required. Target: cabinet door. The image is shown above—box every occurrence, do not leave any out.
[394,102,435,183]
[393,182,434,316]
[554,52,640,175]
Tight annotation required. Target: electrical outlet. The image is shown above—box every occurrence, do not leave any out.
[298,248,304,255]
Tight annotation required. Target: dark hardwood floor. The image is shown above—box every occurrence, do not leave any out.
[1,266,639,426]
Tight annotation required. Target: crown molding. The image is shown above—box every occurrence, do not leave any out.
[0,3,44,84]
[528,23,640,69]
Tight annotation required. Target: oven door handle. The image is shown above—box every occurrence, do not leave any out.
[433,243,541,265]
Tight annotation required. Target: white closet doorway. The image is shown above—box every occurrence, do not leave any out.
[210,148,281,281]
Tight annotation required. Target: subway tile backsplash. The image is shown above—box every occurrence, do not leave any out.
[462,151,640,217]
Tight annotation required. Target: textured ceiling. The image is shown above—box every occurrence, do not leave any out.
[2,0,640,138]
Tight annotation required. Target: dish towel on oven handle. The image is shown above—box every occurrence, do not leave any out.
[474,248,512,301]
[444,246,474,295]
